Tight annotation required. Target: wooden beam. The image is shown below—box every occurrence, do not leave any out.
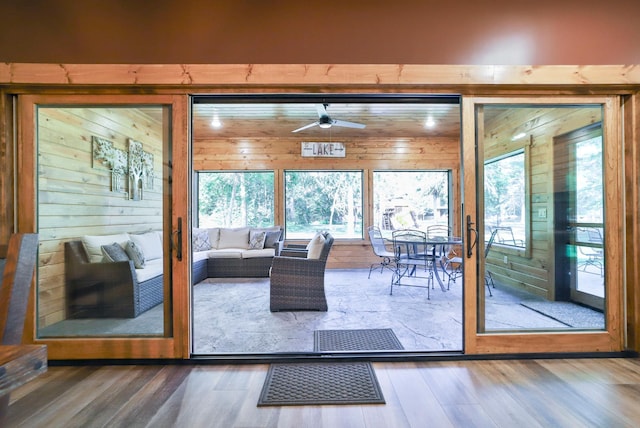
[2,64,640,86]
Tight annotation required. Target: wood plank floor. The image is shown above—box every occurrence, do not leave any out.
[6,358,640,427]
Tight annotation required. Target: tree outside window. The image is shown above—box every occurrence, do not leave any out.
[284,171,363,239]
[484,150,526,247]
[198,171,274,227]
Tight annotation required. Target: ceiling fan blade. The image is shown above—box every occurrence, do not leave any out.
[332,119,366,129]
[292,121,320,133]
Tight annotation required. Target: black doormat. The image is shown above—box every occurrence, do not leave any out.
[314,328,404,352]
[257,362,385,406]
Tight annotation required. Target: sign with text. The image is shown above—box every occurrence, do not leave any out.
[301,142,345,158]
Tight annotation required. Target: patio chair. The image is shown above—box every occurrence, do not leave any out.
[391,229,434,298]
[367,226,395,278]
[269,231,334,311]
[577,227,604,277]
[427,224,453,259]
[484,228,499,297]
[440,248,463,289]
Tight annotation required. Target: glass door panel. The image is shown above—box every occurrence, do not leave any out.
[463,96,623,354]
[36,105,168,338]
[21,94,189,359]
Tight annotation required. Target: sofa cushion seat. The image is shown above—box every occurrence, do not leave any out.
[241,248,275,258]
[193,250,210,263]
[135,258,164,283]
[207,249,243,259]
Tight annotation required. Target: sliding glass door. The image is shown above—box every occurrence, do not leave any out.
[20,94,189,359]
[462,96,623,354]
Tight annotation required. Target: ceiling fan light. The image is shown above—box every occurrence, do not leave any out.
[318,122,332,129]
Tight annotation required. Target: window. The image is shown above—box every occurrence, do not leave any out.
[484,150,527,248]
[373,171,450,233]
[197,171,274,227]
[284,170,363,239]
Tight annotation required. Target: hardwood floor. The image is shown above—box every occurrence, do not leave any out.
[7,358,640,427]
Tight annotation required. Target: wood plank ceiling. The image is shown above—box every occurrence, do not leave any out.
[191,102,462,139]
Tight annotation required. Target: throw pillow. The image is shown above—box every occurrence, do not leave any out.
[306,233,326,259]
[193,228,212,251]
[218,227,250,249]
[264,230,282,248]
[101,242,129,262]
[82,233,131,263]
[249,230,266,249]
[306,232,322,250]
[125,240,146,268]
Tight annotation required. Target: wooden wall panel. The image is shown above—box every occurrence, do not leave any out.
[37,107,163,327]
[193,135,461,269]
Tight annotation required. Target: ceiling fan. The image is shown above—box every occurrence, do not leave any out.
[292,104,366,133]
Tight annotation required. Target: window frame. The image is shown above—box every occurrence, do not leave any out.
[283,169,364,240]
[195,170,276,228]
[371,169,453,235]
[483,145,532,258]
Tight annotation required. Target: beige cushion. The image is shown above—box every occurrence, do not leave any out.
[306,233,326,259]
[192,250,210,263]
[135,258,163,283]
[306,232,322,250]
[218,227,250,249]
[130,231,163,261]
[82,233,131,263]
[241,248,275,258]
[207,228,221,249]
[207,249,243,258]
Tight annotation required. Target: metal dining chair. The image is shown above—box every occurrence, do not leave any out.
[391,229,434,297]
[367,226,396,278]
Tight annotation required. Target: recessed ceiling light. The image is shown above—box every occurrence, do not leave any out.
[424,117,436,128]
[211,115,222,128]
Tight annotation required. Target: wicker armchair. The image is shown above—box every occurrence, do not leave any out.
[269,232,334,312]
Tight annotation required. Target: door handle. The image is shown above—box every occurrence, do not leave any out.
[466,215,478,258]
[173,217,183,261]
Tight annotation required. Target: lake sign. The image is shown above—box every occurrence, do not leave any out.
[301,142,345,158]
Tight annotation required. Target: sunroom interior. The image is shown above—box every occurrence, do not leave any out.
[35,95,607,355]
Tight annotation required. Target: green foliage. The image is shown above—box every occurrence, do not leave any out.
[198,172,274,227]
[285,171,363,238]
[484,152,525,226]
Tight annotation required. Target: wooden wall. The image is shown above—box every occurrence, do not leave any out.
[193,136,462,269]
[38,107,164,327]
[483,107,603,299]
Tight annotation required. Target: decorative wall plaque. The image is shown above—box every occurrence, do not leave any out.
[301,142,346,158]
[92,136,154,200]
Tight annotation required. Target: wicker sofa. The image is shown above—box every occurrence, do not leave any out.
[65,226,284,318]
[192,226,284,279]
